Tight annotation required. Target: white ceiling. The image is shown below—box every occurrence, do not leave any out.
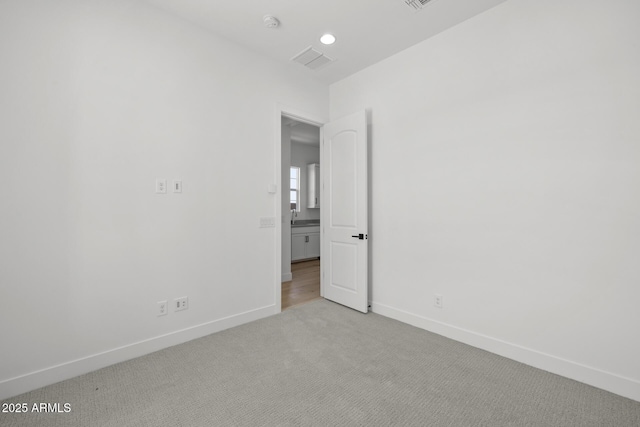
[142,0,507,84]
[283,117,320,146]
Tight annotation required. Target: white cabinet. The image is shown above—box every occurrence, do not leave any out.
[307,163,320,209]
[291,234,307,261]
[291,226,320,261]
[306,233,321,258]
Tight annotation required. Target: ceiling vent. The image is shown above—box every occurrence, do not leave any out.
[291,46,334,70]
[404,0,433,11]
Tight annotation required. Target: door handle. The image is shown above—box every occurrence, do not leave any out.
[351,233,366,240]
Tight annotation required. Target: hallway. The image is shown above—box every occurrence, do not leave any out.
[281,259,320,310]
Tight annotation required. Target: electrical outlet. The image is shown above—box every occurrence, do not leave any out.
[434,294,443,309]
[157,300,168,316]
[174,296,188,312]
[156,179,167,194]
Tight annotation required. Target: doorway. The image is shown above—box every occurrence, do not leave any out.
[282,259,320,309]
[281,115,322,310]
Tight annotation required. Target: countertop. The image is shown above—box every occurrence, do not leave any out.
[291,220,320,228]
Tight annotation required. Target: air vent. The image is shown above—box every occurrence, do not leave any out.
[404,0,433,11]
[291,46,334,70]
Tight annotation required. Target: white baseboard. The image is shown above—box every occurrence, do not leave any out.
[0,304,276,400]
[282,272,292,282]
[370,301,640,403]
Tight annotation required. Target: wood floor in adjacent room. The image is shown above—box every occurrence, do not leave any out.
[282,259,321,310]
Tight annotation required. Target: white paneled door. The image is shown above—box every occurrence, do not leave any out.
[322,111,368,313]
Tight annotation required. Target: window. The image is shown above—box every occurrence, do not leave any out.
[290,166,300,212]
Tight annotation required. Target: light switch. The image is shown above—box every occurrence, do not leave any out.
[260,217,276,228]
[268,184,277,194]
[173,180,182,193]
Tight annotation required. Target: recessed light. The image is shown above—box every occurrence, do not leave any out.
[320,34,336,45]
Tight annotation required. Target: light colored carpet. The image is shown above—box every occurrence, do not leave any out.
[1,299,639,426]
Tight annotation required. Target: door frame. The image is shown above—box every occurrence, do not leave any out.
[274,104,325,313]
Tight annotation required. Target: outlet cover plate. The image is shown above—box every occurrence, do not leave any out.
[434,294,443,308]
[174,296,189,312]
[157,300,168,316]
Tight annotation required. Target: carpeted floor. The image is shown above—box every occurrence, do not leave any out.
[1,299,639,426]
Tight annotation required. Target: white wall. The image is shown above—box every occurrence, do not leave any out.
[0,0,328,399]
[291,142,321,221]
[331,0,640,401]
